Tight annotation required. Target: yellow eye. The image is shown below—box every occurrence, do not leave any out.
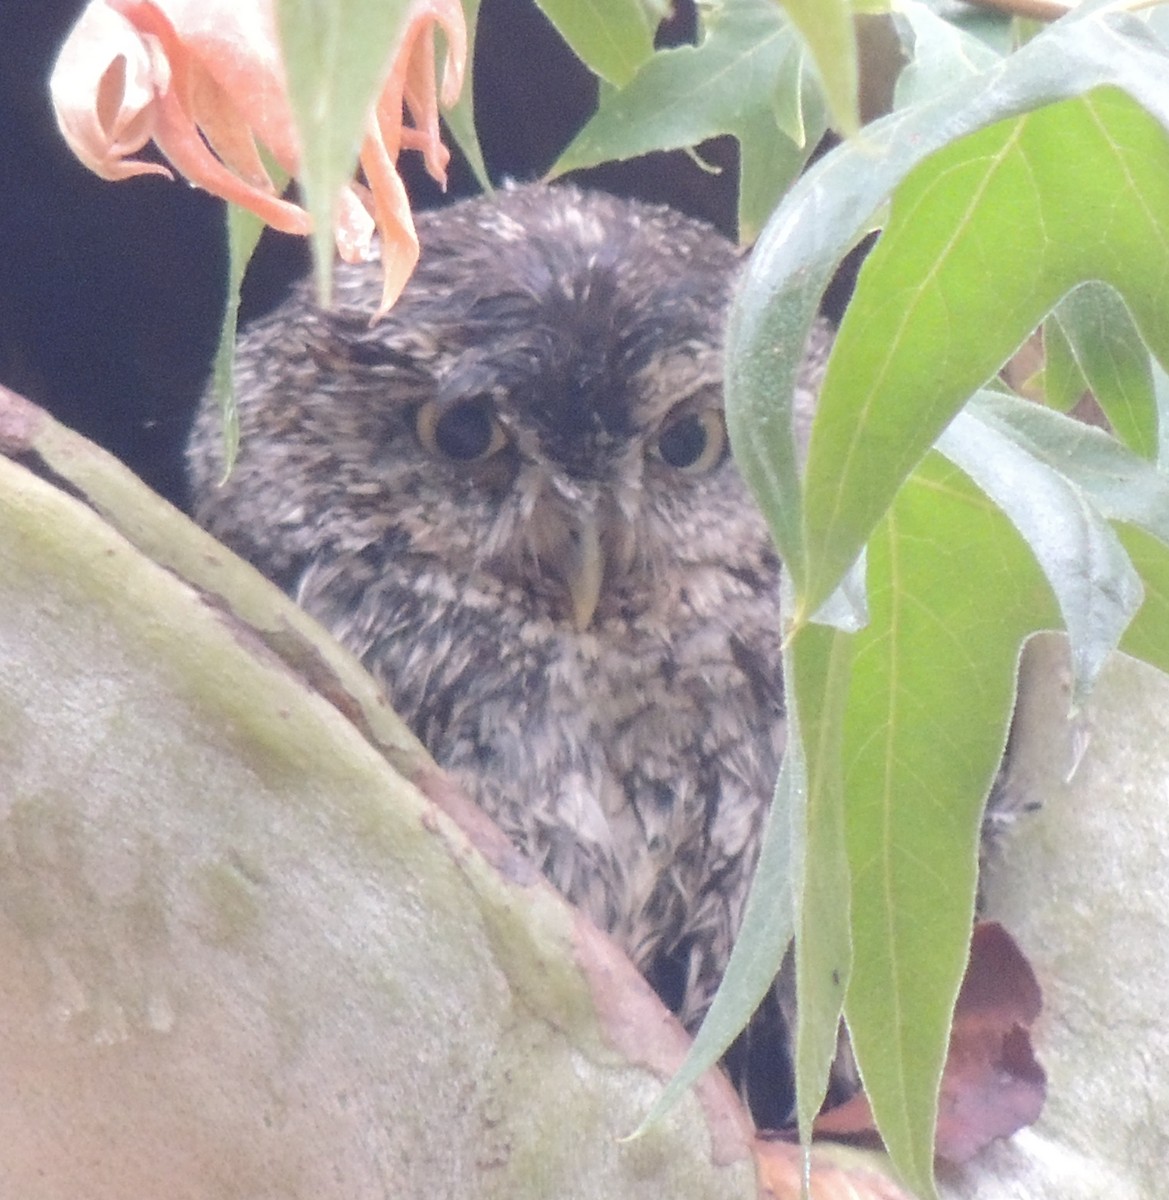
[415,398,509,463]
[653,409,727,474]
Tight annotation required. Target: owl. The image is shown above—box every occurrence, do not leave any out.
[187,184,830,1105]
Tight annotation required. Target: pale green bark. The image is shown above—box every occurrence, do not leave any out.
[0,394,756,1199]
[941,634,1169,1200]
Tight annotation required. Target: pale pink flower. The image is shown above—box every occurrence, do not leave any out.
[50,0,467,316]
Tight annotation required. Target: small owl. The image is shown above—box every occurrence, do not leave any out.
[187,184,829,1073]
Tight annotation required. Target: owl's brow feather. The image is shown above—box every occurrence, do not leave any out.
[309,311,443,373]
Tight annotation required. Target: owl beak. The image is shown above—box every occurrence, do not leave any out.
[564,513,604,631]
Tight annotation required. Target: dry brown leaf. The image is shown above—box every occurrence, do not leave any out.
[814,922,1045,1164]
[934,921,1045,1162]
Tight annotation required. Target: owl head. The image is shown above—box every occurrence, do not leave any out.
[187,183,775,630]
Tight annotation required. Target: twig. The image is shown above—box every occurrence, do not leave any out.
[959,0,1075,22]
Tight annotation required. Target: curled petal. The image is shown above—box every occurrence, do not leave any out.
[49,0,172,181]
[109,0,309,235]
[133,0,302,173]
[399,23,447,184]
[357,0,466,315]
[185,60,276,192]
[423,0,466,108]
[358,134,420,320]
[402,0,467,181]
[149,94,311,236]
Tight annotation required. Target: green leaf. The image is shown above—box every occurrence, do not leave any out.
[442,0,490,190]
[962,389,1169,681]
[1117,524,1169,674]
[806,86,1169,622]
[788,619,853,1140]
[891,0,1002,110]
[841,454,1057,1199]
[1040,313,1089,413]
[275,0,415,302]
[212,179,287,478]
[726,31,1169,1179]
[938,403,1144,701]
[777,0,859,134]
[916,0,1015,56]
[720,9,1169,1192]
[1049,282,1158,460]
[737,106,814,244]
[967,390,1169,543]
[727,8,1169,620]
[549,0,826,241]
[533,0,657,87]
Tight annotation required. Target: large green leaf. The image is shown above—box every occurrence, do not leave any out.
[713,14,1169,1190]
[841,455,1058,1199]
[837,386,1169,1189]
[534,0,657,87]
[275,0,416,300]
[938,404,1144,700]
[804,86,1169,624]
[727,48,1169,1186]
[963,390,1169,676]
[726,8,1169,621]
[549,0,826,240]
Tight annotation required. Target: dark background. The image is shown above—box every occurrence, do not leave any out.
[1,1,865,510]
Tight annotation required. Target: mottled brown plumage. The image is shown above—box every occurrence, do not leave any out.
[187,184,830,1078]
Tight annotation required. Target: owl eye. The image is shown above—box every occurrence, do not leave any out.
[653,410,727,473]
[415,398,509,462]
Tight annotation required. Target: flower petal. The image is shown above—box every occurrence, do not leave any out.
[110,0,310,235]
[400,23,447,183]
[334,185,377,264]
[438,1,467,108]
[358,0,467,315]
[139,0,302,172]
[358,134,420,320]
[49,1,172,181]
[400,0,467,183]
[185,60,275,192]
[51,0,470,321]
